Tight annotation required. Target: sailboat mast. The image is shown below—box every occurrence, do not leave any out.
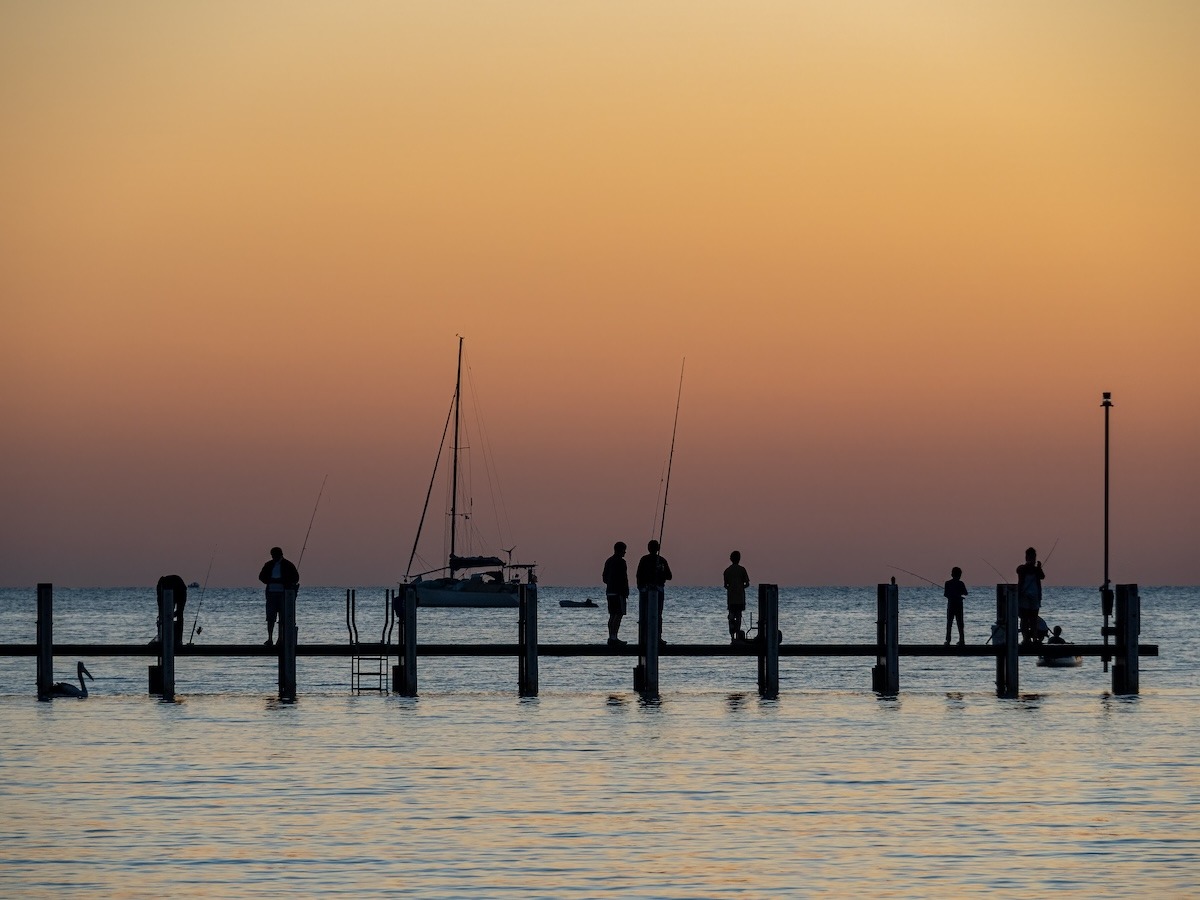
[449,336,463,565]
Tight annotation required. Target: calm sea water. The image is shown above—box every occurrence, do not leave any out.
[1,585,1197,897]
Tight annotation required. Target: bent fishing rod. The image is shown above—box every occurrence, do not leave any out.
[885,564,940,589]
[657,357,685,546]
[188,546,217,644]
[298,474,328,566]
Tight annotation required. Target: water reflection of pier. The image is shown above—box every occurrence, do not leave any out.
[12,583,1155,704]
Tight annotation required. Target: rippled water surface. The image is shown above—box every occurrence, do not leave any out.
[1,585,1197,897]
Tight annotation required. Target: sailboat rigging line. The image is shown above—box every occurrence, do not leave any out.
[449,337,464,564]
[885,564,940,589]
[657,357,686,545]
[464,355,513,551]
[981,557,1011,585]
[187,546,217,645]
[298,474,328,565]
[405,393,456,579]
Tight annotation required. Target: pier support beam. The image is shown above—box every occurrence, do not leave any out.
[36,583,52,701]
[872,582,899,695]
[635,587,661,698]
[393,587,417,697]
[995,584,1019,698]
[519,584,538,697]
[158,587,176,702]
[757,584,780,699]
[1112,584,1140,695]
[278,589,297,701]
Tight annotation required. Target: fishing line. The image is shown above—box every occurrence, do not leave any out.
[981,557,1010,584]
[657,358,685,546]
[188,546,217,644]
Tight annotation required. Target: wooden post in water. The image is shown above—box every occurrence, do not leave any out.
[995,584,1019,698]
[159,586,176,702]
[871,582,899,695]
[1112,584,1140,695]
[635,587,661,697]
[393,587,417,697]
[36,583,53,701]
[757,584,780,699]
[278,588,297,701]
[519,584,538,697]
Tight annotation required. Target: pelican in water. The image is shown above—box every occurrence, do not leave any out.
[51,661,94,698]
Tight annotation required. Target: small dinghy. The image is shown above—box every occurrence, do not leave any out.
[1037,651,1083,667]
[559,598,598,608]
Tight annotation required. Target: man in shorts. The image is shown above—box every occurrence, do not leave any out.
[602,541,629,646]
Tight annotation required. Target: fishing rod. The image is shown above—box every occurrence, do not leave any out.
[298,474,328,565]
[1041,536,1060,566]
[981,557,1010,584]
[188,546,216,644]
[885,564,940,589]
[657,358,685,545]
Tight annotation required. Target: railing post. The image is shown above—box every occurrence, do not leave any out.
[393,587,417,697]
[519,584,539,697]
[871,582,899,695]
[36,583,53,701]
[635,587,660,698]
[1112,584,1140,695]
[995,583,1019,698]
[159,587,176,702]
[757,584,779,699]
[278,588,297,701]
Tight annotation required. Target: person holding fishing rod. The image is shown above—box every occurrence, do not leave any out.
[259,547,300,646]
[636,540,673,647]
[1016,547,1045,646]
[943,566,968,646]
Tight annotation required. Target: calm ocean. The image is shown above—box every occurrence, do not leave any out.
[1,584,1197,898]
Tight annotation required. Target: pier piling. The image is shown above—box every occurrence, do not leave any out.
[279,589,297,701]
[393,587,417,696]
[159,587,176,702]
[1112,583,1140,695]
[635,587,661,698]
[872,582,899,695]
[995,584,1020,697]
[519,584,538,697]
[757,584,780,699]
[36,583,52,701]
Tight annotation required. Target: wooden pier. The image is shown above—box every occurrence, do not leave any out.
[13,582,1158,702]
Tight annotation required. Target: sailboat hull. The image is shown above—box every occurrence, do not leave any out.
[410,578,530,609]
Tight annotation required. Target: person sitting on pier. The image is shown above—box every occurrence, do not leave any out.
[723,550,750,642]
[259,547,300,646]
[636,539,672,646]
[1047,625,1068,644]
[1015,547,1045,645]
[602,541,630,646]
[943,566,967,646]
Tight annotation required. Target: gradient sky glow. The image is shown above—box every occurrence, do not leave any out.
[2,3,1197,588]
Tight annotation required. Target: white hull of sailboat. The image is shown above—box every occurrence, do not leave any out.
[410,578,530,608]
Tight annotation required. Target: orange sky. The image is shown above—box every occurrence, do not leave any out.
[2,3,1197,588]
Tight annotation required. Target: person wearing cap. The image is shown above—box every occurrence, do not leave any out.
[636,539,673,645]
[258,547,300,646]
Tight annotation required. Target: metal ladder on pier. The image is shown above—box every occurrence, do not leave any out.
[346,589,395,693]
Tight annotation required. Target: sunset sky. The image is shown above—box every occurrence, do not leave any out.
[2,3,1197,589]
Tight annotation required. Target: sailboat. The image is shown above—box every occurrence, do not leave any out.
[403,338,537,608]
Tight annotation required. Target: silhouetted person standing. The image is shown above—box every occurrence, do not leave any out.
[636,539,672,644]
[943,566,967,646]
[155,574,188,646]
[1016,547,1044,645]
[723,550,750,641]
[259,546,300,646]
[603,541,630,646]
